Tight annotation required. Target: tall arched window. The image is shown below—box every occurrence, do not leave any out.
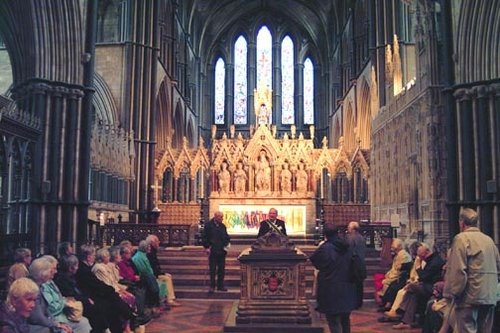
[281,36,294,124]
[234,36,248,124]
[256,26,272,89]
[303,58,314,124]
[214,57,225,124]
[215,25,317,128]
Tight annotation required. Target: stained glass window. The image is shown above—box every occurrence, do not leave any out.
[256,26,273,123]
[304,58,314,124]
[281,36,294,124]
[214,57,225,124]
[234,36,248,124]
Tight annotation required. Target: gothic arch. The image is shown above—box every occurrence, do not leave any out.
[172,101,184,148]
[456,0,500,82]
[186,118,195,148]
[357,79,371,149]
[343,100,356,152]
[0,2,83,86]
[332,116,342,148]
[93,73,118,125]
[156,79,172,151]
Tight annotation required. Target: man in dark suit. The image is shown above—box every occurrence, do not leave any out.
[257,208,287,238]
[346,221,367,309]
[202,211,231,293]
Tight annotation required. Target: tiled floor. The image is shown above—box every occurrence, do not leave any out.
[145,299,421,333]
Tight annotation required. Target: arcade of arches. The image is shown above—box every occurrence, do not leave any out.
[0,0,499,260]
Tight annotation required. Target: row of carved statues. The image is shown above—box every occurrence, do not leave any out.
[217,152,309,194]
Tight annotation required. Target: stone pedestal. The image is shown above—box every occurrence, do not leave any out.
[224,231,323,332]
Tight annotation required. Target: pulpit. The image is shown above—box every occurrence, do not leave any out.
[224,231,324,332]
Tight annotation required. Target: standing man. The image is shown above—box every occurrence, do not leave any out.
[346,221,367,309]
[257,208,287,238]
[202,211,231,293]
[443,208,500,333]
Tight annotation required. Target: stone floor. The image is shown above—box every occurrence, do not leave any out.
[145,299,421,333]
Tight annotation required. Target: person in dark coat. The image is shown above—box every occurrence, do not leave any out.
[75,245,136,333]
[54,255,108,333]
[346,221,366,309]
[257,208,287,238]
[202,211,231,293]
[310,224,356,333]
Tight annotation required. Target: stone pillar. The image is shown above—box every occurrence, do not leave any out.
[227,63,235,125]
[455,89,475,203]
[248,41,257,125]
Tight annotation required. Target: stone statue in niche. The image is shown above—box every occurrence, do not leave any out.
[295,162,308,193]
[257,103,271,125]
[218,162,231,193]
[280,162,292,193]
[233,162,247,193]
[255,150,271,192]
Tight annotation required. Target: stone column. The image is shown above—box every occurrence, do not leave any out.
[454,88,475,203]
[248,40,257,125]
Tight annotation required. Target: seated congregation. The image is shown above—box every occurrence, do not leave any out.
[1,235,180,333]
[375,238,447,331]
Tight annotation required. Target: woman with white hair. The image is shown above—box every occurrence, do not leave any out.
[28,256,92,333]
[92,248,136,310]
[0,277,39,333]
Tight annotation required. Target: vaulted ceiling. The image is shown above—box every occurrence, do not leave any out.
[185,0,343,64]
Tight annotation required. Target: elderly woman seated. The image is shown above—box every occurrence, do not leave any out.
[92,248,136,308]
[28,256,92,333]
[92,248,138,333]
[6,248,32,291]
[132,241,165,313]
[75,244,136,333]
[0,277,39,333]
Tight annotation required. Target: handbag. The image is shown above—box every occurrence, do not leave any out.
[64,298,84,322]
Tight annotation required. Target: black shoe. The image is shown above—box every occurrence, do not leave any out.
[208,287,215,294]
[217,287,228,291]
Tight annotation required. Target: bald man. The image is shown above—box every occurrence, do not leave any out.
[202,211,230,293]
[257,208,287,238]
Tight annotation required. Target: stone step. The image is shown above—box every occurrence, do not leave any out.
[161,241,383,301]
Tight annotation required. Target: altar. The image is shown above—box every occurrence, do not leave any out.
[212,202,312,235]
[154,84,356,233]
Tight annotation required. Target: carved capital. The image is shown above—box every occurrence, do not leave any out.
[453,88,472,101]
[472,85,489,99]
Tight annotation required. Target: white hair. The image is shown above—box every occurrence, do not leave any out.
[29,257,53,284]
[95,248,110,262]
[6,277,39,312]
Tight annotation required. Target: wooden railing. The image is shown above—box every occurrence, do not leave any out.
[101,223,191,247]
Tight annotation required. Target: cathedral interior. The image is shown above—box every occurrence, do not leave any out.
[0,0,499,261]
